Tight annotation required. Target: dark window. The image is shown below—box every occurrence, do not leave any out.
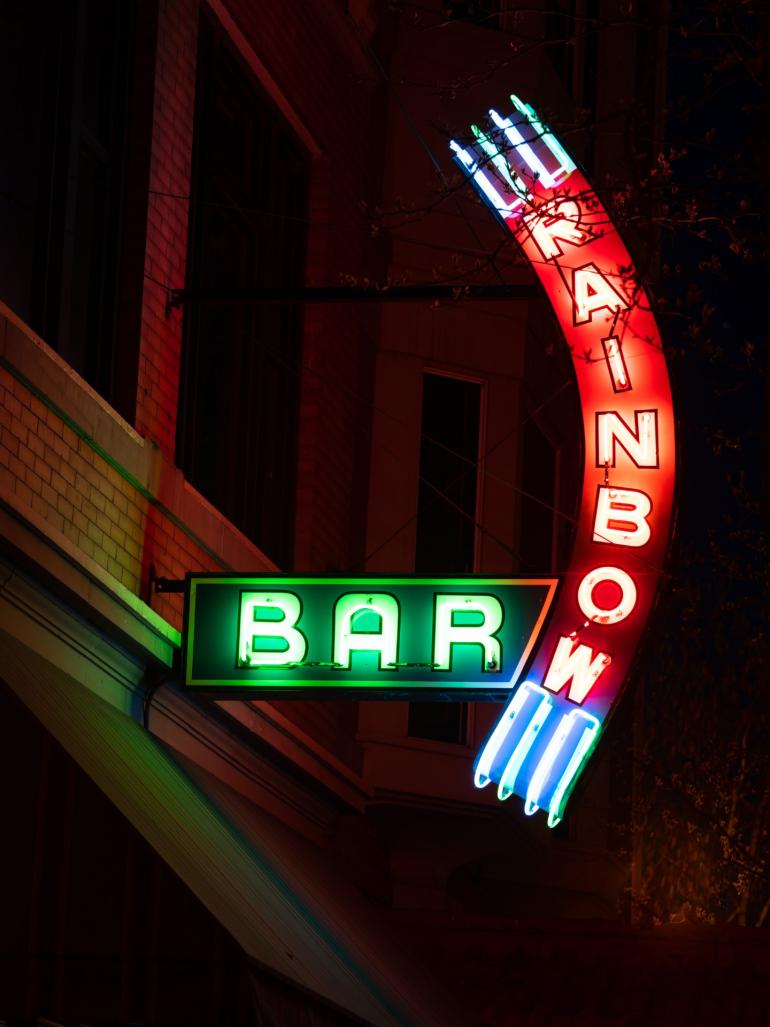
[0,0,155,422]
[409,372,481,745]
[414,373,481,575]
[544,0,576,93]
[176,15,308,568]
[519,417,556,573]
[408,696,470,746]
[581,0,600,172]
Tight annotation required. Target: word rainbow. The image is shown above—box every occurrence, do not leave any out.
[452,96,676,825]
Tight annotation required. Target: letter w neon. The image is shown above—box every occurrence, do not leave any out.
[543,635,611,704]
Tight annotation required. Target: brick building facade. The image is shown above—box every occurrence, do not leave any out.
[0,1,729,1024]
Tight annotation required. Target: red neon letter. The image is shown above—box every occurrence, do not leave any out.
[596,410,658,468]
[452,95,677,822]
[578,566,637,625]
[572,264,629,325]
[592,486,652,548]
[601,335,631,392]
[543,635,612,704]
[525,199,588,260]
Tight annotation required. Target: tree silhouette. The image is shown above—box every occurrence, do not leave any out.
[372,0,767,924]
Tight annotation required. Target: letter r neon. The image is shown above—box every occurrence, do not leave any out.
[433,594,503,672]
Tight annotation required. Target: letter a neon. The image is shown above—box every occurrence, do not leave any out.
[333,593,399,670]
[543,635,611,704]
[239,592,307,667]
[572,264,629,324]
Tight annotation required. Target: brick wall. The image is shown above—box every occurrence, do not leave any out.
[135,0,388,570]
[0,0,392,773]
[137,0,199,457]
[1,301,365,769]
[134,0,389,760]
[1,370,139,593]
[0,321,235,631]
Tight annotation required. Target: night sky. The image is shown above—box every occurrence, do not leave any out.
[626,2,768,925]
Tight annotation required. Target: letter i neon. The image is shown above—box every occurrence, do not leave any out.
[509,94,576,185]
[547,713,600,827]
[450,141,524,220]
[475,681,549,788]
[524,709,600,823]
[497,689,553,800]
[601,335,631,392]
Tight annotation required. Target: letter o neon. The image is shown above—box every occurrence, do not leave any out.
[577,566,637,625]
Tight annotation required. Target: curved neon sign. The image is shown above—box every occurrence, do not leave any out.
[452,96,676,826]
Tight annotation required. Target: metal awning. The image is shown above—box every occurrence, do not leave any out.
[0,628,461,1027]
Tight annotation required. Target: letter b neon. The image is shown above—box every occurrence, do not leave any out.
[238,592,307,667]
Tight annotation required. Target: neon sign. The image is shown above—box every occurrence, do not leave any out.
[452,96,676,826]
[183,575,557,698]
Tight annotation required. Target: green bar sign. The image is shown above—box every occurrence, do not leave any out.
[183,575,558,698]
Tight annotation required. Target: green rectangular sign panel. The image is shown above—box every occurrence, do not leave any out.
[183,574,558,699]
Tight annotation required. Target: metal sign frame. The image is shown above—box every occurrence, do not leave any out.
[182,573,558,701]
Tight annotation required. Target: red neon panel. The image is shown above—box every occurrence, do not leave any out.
[454,97,677,819]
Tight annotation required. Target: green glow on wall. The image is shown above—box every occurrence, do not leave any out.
[183,575,558,698]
